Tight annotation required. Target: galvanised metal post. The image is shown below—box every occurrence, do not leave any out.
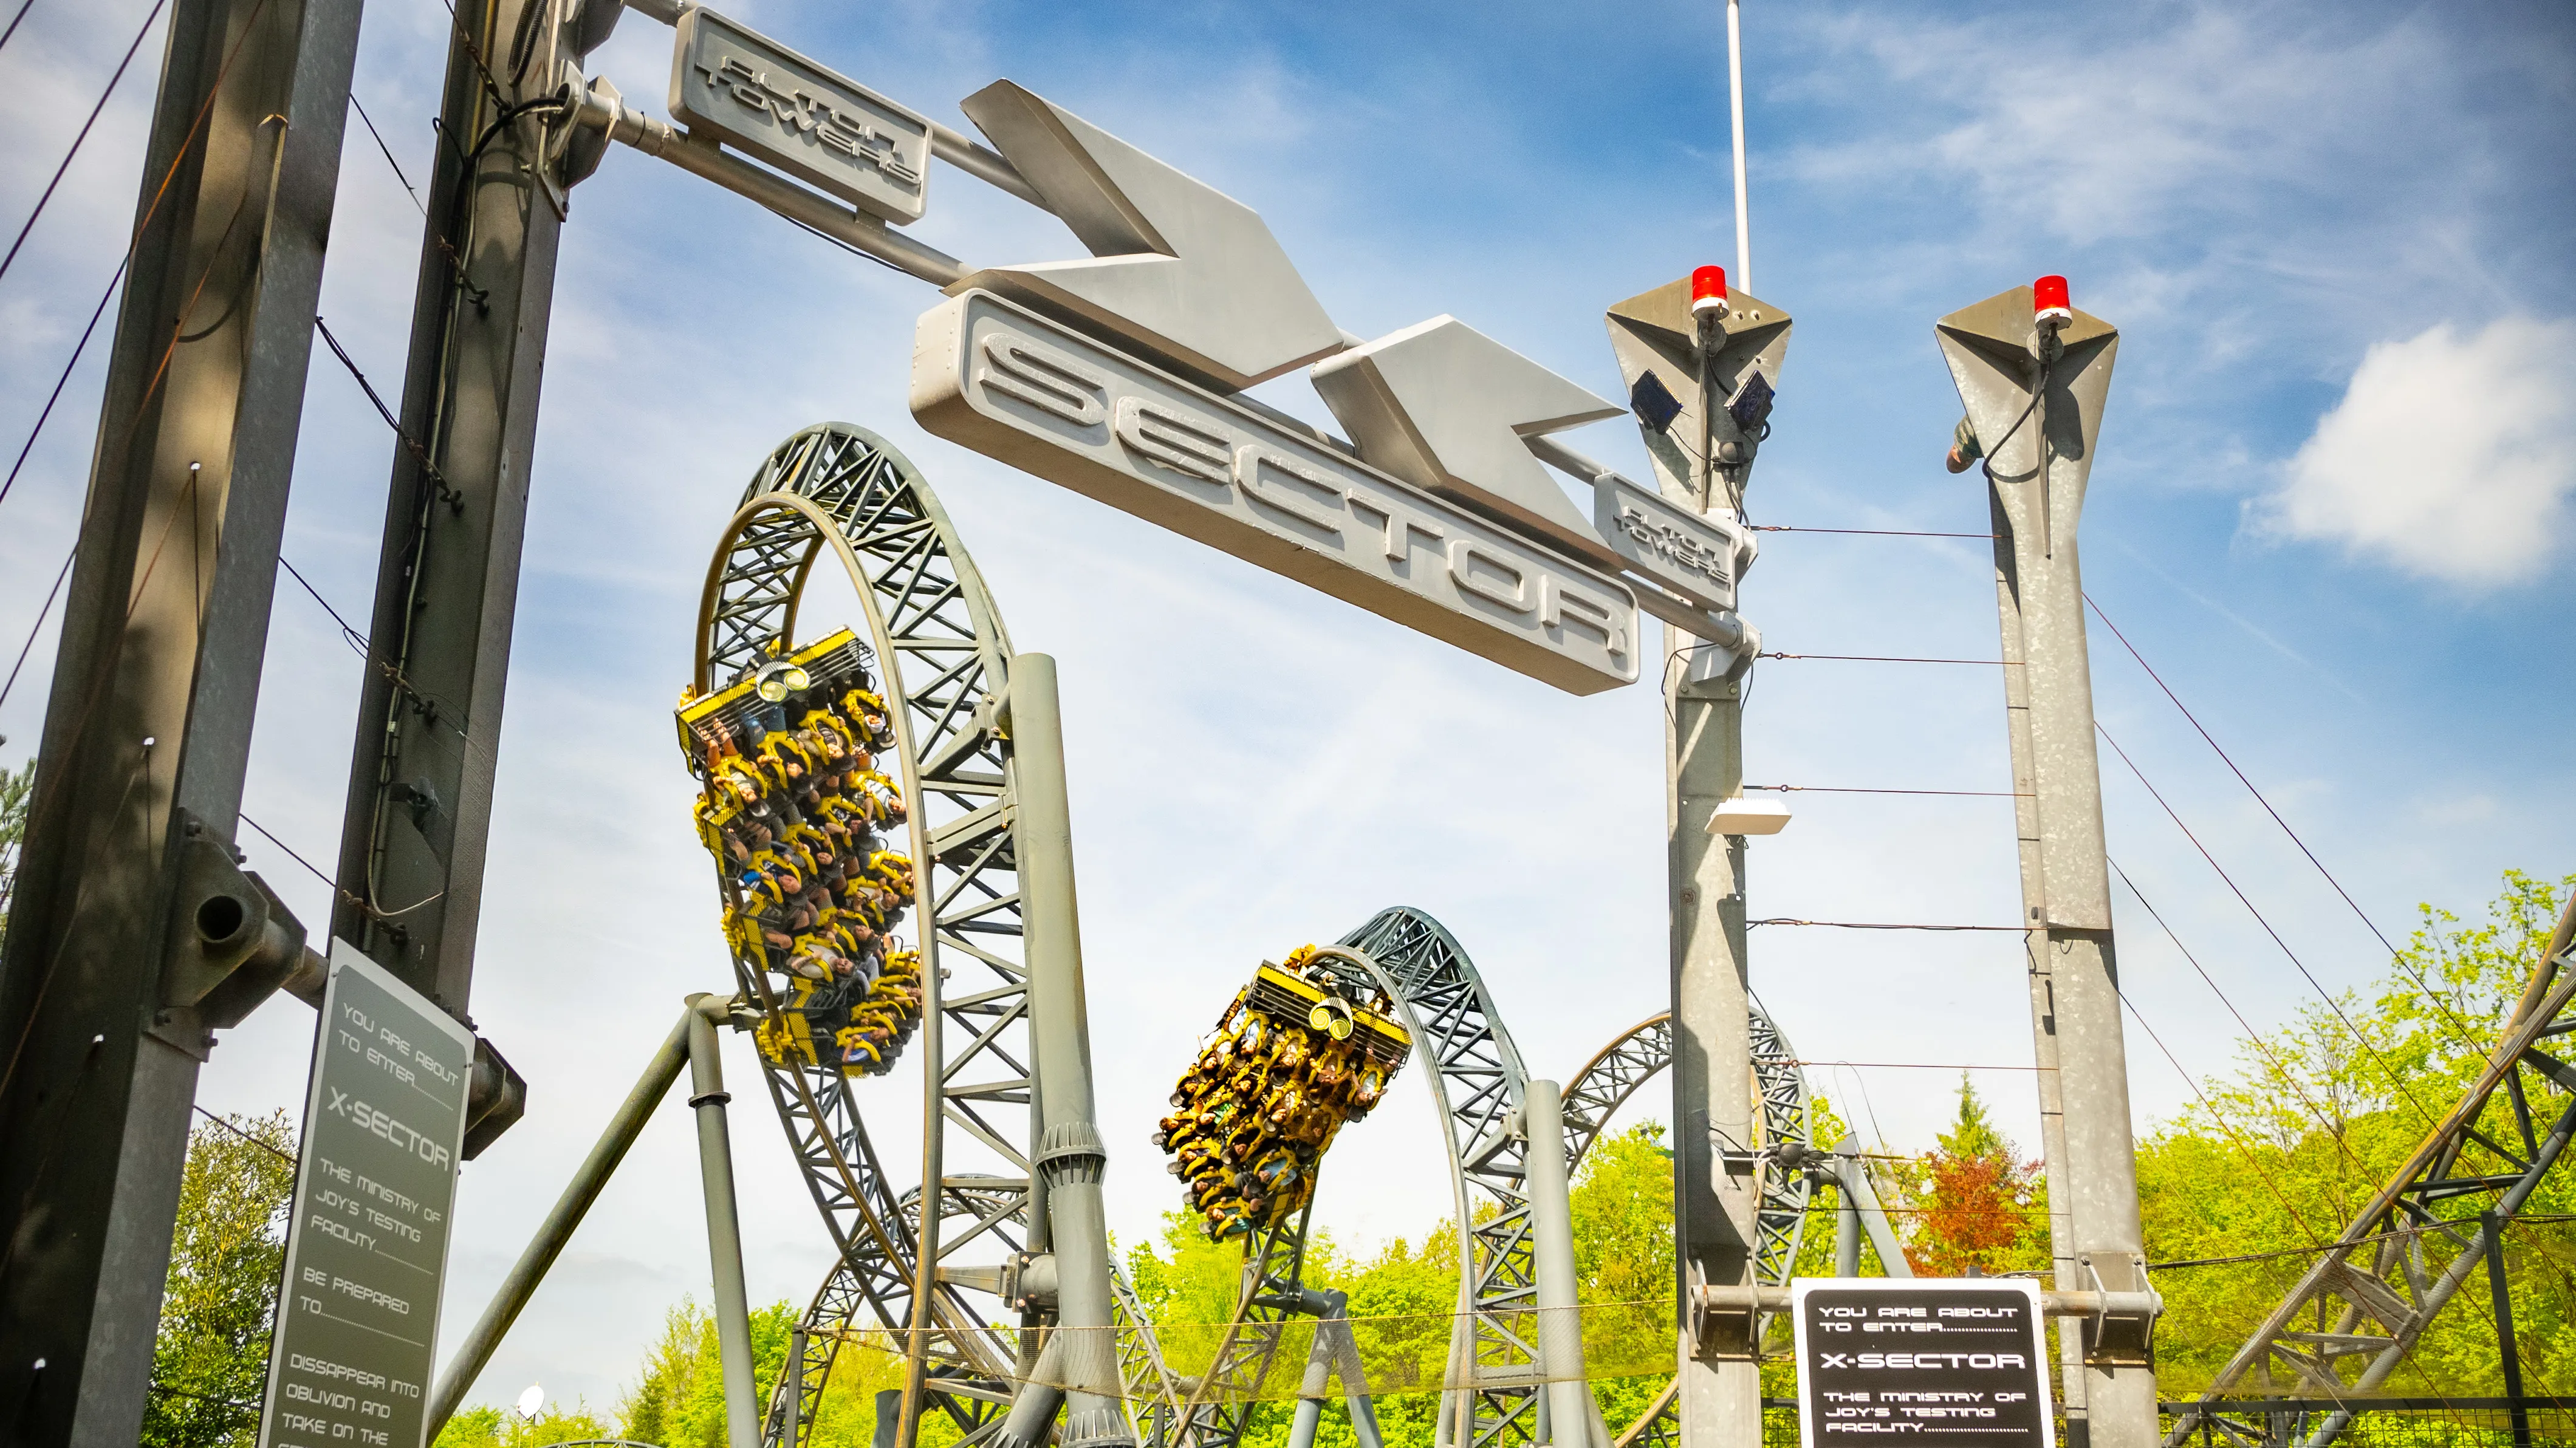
[687,995,759,1448]
[999,654,1133,1448]
[1523,1079,1594,1448]
[1937,282,2151,1448]
[1605,270,1791,1448]
[0,1,360,1440]
[330,0,604,1016]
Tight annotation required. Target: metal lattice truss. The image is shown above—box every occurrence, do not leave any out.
[1560,1008,1810,1448]
[694,423,1154,1448]
[2167,910,2576,1448]
[1561,1008,1811,1290]
[1334,909,1543,1448]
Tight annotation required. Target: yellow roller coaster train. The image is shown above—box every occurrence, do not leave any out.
[1156,946,1411,1241]
[675,629,925,1076]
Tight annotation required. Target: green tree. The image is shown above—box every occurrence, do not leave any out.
[433,1401,615,1448]
[142,1111,297,1448]
[2137,870,2575,1393]
[0,754,32,954]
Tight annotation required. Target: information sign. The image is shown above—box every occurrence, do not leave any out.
[1790,1279,2054,1448]
[256,941,474,1448]
[671,7,931,224]
[913,288,1642,695]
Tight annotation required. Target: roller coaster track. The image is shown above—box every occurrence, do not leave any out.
[1170,908,1561,1448]
[694,422,1168,1448]
[1560,1008,1812,1448]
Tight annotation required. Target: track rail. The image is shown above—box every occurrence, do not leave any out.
[693,423,1169,1448]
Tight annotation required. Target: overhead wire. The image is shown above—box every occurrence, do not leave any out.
[1760,651,2015,666]
[348,92,424,216]
[0,0,169,290]
[2084,592,2489,1057]
[2097,720,2442,1135]
[1750,525,1994,539]
[0,1,36,58]
[1742,784,2026,798]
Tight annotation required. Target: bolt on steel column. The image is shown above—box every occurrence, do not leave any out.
[1937,281,2155,1448]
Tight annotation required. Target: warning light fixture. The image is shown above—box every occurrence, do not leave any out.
[1691,265,1728,318]
[2033,274,2073,329]
[1707,794,1791,836]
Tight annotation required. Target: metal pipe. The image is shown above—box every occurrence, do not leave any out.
[1690,1284,2153,1320]
[1836,1154,1913,1278]
[1286,1304,1338,1448]
[427,1013,692,1437]
[1523,1081,1594,1448]
[928,121,1048,209]
[996,1335,1068,1448]
[1002,654,1134,1448]
[688,995,759,1448]
[1833,1151,1860,1278]
[574,86,967,285]
[1723,0,1750,293]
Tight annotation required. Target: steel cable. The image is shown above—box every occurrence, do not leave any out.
[0,0,170,290]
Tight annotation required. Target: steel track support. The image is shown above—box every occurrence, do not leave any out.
[1523,1079,1595,1448]
[0,1,361,1441]
[998,653,1133,1448]
[426,1010,692,1436]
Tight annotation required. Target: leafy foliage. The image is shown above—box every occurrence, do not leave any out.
[0,754,30,954]
[142,1112,297,1448]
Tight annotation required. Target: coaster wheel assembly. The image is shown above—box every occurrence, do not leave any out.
[689,422,1137,1448]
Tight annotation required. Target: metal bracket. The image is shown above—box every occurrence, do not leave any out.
[462,1034,527,1159]
[999,1250,1059,1313]
[2077,1251,2158,1365]
[1684,1258,1762,1362]
[154,811,309,1058]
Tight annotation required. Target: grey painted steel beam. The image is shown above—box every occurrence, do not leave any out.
[690,998,761,1448]
[999,654,1133,1448]
[427,1011,691,1438]
[0,1,361,1441]
[330,0,569,1016]
[1522,1081,1593,1448]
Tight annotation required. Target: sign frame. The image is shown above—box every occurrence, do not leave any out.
[1789,1277,2055,1448]
[671,7,932,224]
[255,941,475,1448]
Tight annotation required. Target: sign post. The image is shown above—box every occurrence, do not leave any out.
[1790,1279,2054,1448]
[258,942,476,1448]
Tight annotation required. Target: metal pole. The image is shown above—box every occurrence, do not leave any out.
[1976,328,2151,1448]
[0,1,360,1441]
[1834,1145,1860,1278]
[1671,310,1761,1448]
[427,1014,692,1437]
[2481,1211,2530,1448]
[1000,653,1134,1448]
[329,0,587,1018]
[1524,1081,1595,1448]
[688,995,759,1448]
[1724,0,1751,293]
[1835,1155,1913,1279]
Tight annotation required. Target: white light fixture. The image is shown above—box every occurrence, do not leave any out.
[1708,794,1791,836]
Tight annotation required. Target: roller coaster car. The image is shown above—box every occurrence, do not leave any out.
[674,629,886,771]
[1245,965,1410,1069]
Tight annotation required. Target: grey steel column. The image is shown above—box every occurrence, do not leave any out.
[1523,1080,1594,1448]
[1001,654,1133,1448]
[1670,644,1758,1433]
[0,2,361,1443]
[1939,289,2149,1447]
[329,0,584,1014]
[427,1012,691,1437]
[688,997,759,1448]
[2481,1212,2530,1448]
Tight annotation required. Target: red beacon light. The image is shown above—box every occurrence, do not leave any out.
[1691,265,1728,319]
[2033,274,2073,329]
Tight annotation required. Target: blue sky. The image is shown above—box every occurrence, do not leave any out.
[1,0,2570,1418]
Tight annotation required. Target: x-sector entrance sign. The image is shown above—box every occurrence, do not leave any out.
[913,290,1640,692]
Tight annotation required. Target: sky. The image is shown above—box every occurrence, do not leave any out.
[1,0,2572,1422]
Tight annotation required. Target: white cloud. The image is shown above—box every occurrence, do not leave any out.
[2258,315,2576,587]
